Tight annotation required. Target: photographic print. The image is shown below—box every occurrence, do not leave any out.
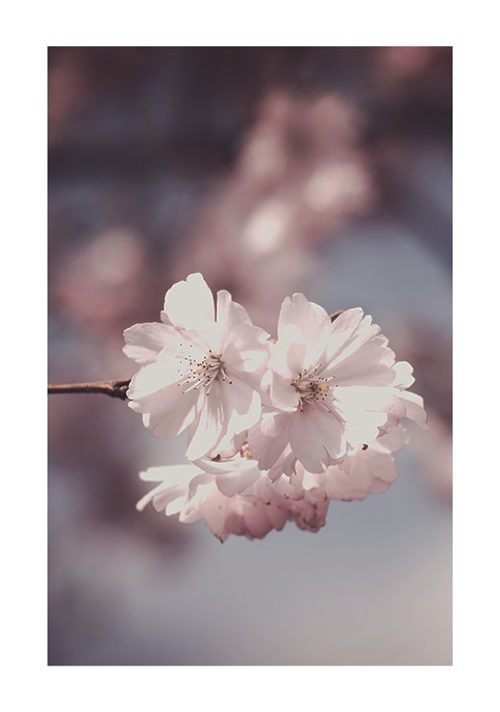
[47,46,452,666]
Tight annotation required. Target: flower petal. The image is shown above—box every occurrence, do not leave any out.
[249,412,293,472]
[325,448,398,501]
[136,464,199,512]
[399,391,427,427]
[222,376,263,436]
[123,322,176,364]
[185,382,225,460]
[216,289,252,329]
[162,273,215,331]
[327,335,395,386]
[393,361,415,388]
[127,351,200,438]
[289,408,334,473]
[270,372,299,411]
[278,292,330,342]
[215,463,261,496]
[306,405,346,461]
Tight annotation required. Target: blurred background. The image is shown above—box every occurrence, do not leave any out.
[48,47,452,665]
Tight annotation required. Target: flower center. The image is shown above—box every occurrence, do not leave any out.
[291,363,333,410]
[178,349,231,395]
[240,440,253,460]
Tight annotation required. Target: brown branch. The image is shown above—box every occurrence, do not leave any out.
[48,312,344,400]
[48,379,131,400]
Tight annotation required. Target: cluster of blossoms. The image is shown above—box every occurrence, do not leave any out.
[124,273,426,542]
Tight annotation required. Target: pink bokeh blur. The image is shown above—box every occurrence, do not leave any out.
[48,47,452,665]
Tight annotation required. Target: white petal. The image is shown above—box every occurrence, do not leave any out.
[127,348,201,438]
[180,482,216,524]
[136,464,199,512]
[342,415,387,449]
[187,472,214,500]
[185,383,225,460]
[249,412,293,472]
[278,293,330,342]
[215,462,261,496]
[327,336,395,386]
[222,377,262,436]
[138,463,199,484]
[377,422,408,452]
[163,273,215,331]
[127,352,182,398]
[197,488,233,541]
[269,372,299,411]
[289,408,333,473]
[268,447,297,480]
[123,322,176,364]
[307,405,346,460]
[130,379,199,439]
[393,361,415,388]
[399,391,427,426]
[193,454,246,476]
[222,325,270,387]
[323,307,365,359]
[192,453,263,497]
[269,334,306,378]
[204,431,246,460]
[334,385,395,413]
[325,449,398,500]
[216,289,251,329]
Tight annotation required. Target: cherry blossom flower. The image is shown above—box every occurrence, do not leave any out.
[248,294,399,474]
[136,450,334,541]
[127,274,427,541]
[124,273,270,460]
[316,445,399,501]
[273,472,330,532]
[134,444,400,541]
[136,456,289,542]
[288,368,426,505]
[269,442,397,505]
[135,369,426,542]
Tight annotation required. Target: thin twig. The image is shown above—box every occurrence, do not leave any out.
[48,379,131,400]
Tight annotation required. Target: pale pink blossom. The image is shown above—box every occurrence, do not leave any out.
[136,453,330,541]
[376,360,427,452]
[136,456,288,542]
[128,274,427,541]
[249,294,399,474]
[288,493,329,532]
[124,273,270,460]
[279,361,426,503]
[272,472,330,532]
[134,381,426,540]
[134,445,401,541]
[269,442,397,506]
[318,445,399,501]
[288,374,425,505]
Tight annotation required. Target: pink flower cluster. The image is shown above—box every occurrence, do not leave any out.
[125,273,426,542]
